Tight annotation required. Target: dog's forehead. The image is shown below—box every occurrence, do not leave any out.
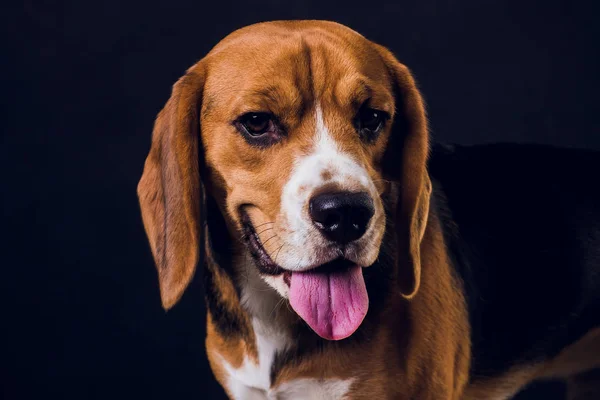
[207,20,372,58]
[202,21,392,109]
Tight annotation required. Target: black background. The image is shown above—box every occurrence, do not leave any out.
[2,0,598,399]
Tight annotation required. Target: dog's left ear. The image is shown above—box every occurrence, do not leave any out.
[137,64,206,310]
[375,45,432,299]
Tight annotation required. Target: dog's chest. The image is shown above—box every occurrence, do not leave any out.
[220,319,354,400]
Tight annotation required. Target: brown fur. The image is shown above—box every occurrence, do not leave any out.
[463,328,600,400]
[137,20,598,399]
[540,328,600,379]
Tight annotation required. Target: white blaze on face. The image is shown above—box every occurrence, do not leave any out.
[276,105,382,271]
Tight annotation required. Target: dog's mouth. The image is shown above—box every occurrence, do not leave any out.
[240,210,287,276]
[240,209,369,340]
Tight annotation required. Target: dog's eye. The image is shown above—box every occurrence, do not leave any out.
[239,112,273,136]
[235,112,284,147]
[356,107,387,141]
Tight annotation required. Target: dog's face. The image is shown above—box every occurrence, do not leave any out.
[201,22,394,298]
[138,21,431,340]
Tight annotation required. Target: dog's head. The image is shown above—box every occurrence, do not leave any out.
[137,21,431,340]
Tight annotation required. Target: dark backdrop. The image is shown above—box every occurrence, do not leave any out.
[2,0,598,399]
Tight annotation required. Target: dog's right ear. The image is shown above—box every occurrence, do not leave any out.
[137,64,206,310]
[374,44,431,300]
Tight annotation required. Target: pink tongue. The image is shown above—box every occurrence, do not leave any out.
[289,265,368,340]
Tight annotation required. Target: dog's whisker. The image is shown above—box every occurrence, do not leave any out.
[372,178,393,184]
[269,297,286,319]
[262,234,278,247]
[253,221,275,229]
[257,227,274,236]
[274,244,285,265]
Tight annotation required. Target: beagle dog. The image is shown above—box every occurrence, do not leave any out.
[137,20,600,399]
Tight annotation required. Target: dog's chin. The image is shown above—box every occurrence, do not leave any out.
[261,273,291,299]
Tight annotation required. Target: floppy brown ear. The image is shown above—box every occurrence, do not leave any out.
[376,45,432,299]
[137,64,206,310]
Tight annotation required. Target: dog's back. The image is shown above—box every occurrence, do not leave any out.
[429,142,600,379]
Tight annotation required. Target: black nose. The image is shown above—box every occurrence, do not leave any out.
[309,191,374,244]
